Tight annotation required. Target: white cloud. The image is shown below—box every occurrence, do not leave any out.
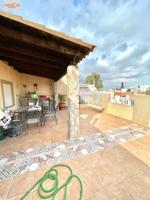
[139,51,150,64]
[1,0,150,88]
[115,45,135,62]
[97,58,109,67]
[105,78,137,83]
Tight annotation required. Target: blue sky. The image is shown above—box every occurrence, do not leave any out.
[0,0,150,89]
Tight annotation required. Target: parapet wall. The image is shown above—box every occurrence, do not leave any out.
[133,94,150,127]
[107,103,133,121]
[102,93,150,128]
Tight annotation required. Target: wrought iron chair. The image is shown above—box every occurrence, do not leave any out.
[26,110,42,132]
[43,100,58,126]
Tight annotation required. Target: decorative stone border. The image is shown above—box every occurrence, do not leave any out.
[0,124,149,181]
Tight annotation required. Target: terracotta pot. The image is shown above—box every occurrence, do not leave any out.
[59,102,66,110]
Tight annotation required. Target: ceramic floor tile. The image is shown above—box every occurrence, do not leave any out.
[7,172,35,199]
[86,183,134,200]
[0,109,149,200]
[8,195,32,200]
[119,169,150,200]
[0,109,135,155]
[77,168,103,199]
[0,179,12,200]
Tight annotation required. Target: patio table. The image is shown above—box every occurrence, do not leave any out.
[15,105,42,119]
[14,105,43,132]
[14,107,30,121]
[15,105,41,112]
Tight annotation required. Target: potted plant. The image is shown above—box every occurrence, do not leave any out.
[27,91,38,99]
[58,94,66,110]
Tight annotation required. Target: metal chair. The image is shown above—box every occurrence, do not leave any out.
[16,111,27,134]
[43,100,58,126]
[26,110,41,132]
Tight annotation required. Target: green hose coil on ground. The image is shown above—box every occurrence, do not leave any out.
[20,164,83,200]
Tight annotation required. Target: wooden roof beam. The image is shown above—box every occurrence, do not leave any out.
[0,24,85,58]
[17,67,59,78]
[10,62,62,76]
[18,69,58,80]
[0,52,66,70]
[13,62,64,80]
[0,39,73,65]
[8,61,61,79]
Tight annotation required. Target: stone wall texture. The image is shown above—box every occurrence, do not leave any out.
[67,65,79,138]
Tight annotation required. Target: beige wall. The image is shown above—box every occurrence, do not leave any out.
[133,94,150,127]
[107,102,133,121]
[102,93,109,113]
[56,75,67,95]
[0,60,21,108]
[19,73,54,96]
[103,92,150,127]
[0,60,53,109]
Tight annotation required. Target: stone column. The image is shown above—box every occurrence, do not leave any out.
[67,65,80,139]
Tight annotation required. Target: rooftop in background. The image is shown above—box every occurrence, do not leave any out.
[80,84,97,92]
[0,10,95,80]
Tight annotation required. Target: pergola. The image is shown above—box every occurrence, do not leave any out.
[0,10,95,138]
[0,10,95,80]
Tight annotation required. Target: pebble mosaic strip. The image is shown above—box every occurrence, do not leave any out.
[0,124,149,181]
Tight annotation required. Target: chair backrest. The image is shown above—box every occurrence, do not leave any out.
[49,100,56,111]
[19,98,28,107]
[55,103,59,112]
[19,111,28,122]
[27,110,41,120]
[26,110,41,125]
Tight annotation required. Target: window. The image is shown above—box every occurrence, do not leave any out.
[1,80,14,108]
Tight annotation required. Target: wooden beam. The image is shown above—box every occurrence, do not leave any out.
[18,69,57,79]
[11,62,62,75]
[0,56,64,80]
[0,39,73,65]
[9,61,61,78]
[6,59,62,74]
[0,24,83,57]
[56,70,67,81]
[18,68,58,78]
[0,51,67,70]
[15,64,63,80]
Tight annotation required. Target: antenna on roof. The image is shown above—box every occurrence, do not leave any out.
[3,0,20,9]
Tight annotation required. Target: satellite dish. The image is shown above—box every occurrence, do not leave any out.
[3,0,20,9]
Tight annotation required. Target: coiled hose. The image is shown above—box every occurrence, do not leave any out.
[20,164,83,200]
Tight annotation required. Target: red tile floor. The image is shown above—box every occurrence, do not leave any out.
[0,108,150,199]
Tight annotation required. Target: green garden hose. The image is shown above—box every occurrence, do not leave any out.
[20,164,83,200]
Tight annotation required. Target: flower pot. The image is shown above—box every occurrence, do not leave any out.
[59,102,66,110]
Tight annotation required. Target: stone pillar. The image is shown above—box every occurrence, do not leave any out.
[67,65,79,139]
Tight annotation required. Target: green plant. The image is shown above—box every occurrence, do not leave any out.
[58,94,66,103]
[84,72,103,90]
[26,91,38,98]
[27,91,36,95]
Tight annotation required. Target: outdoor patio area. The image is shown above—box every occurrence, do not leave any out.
[0,6,150,200]
[0,108,150,199]
[0,108,134,154]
